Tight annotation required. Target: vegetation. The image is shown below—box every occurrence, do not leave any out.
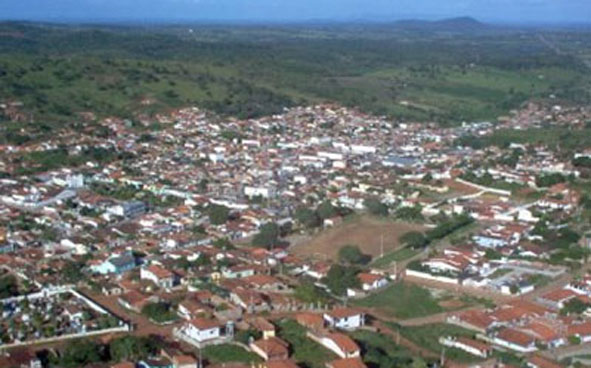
[352,330,428,368]
[324,264,360,296]
[277,319,336,368]
[338,245,371,265]
[141,302,178,323]
[0,274,19,298]
[372,247,420,268]
[251,222,280,249]
[399,231,429,249]
[364,198,389,217]
[392,323,484,363]
[109,335,159,362]
[202,344,260,365]
[208,204,230,225]
[355,282,444,319]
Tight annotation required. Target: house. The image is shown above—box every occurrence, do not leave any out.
[492,327,537,353]
[324,309,365,330]
[180,318,223,343]
[568,321,591,343]
[118,290,159,313]
[250,337,290,361]
[357,273,388,291]
[439,336,492,358]
[141,264,177,289]
[108,200,146,218]
[111,363,135,368]
[264,361,301,368]
[178,298,209,320]
[527,356,562,368]
[326,358,367,368]
[536,289,576,310]
[296,312,325,331]
[250,317,276,339]
[311,332,360,359]
[172,355,198,368]
[91,252,136,275]
[222,265,256,279]
[138,358,173,368]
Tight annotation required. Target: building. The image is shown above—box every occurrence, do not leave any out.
[141,264,177,289]
[323,309,364,330]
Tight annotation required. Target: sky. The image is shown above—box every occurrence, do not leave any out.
[0,0,590,24]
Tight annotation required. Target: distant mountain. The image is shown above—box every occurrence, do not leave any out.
[391,16,490,32]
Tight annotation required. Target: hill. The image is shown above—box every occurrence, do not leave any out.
[0,21,589,132]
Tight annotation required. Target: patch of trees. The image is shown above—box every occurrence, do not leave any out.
[324,264,360,296]
[338,245,371,265]
[208,204,230,225]
[0,275,18,298]
[395,206,424,222]
[399,231,429,249]
[535,173,567,188]
[294,201,345,229]
[141,302,178,324]
[364,198,389,217]
[252,222,280,249]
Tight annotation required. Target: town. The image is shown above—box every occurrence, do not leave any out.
[0,95,590,368]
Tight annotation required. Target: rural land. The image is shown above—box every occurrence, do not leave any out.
[0,16,591,368]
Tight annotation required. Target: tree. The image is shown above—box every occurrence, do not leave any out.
[364,198,388,217]
[60,339,105,368]
[395,206,424,221]
[62,261,84,284]
[338,245,370,265]
[141,302,177,323]
[208,204,230,225]
[109,335,158,362]
[399,231,429,249]
[295,207,320,229]
[252,223,280,249]
[0,275,18,298]
[561,298,591,316]
[324,264,360,296]
[317,200,337,220]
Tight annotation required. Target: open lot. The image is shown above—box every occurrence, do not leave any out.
[290,216,426,261]
[354,281,475,320]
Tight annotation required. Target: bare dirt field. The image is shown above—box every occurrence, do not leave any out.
[290,216,427,260]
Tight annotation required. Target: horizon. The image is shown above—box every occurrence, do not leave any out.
[1,0,590,25]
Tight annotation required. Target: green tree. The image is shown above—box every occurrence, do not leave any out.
[208,205,230,225]
[364,198,389,217]
[295,207,320,229]
[316,201,337,220]
[324,264,360,296]
[399,231,429,249]
[338,245,370,265]
[109,335,158,362]
[252,223,280,249]
[60,339,105,368]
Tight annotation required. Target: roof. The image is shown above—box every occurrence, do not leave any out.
[540,289,576,303]
[568,321,591,337]
[327,333,360,354]
[265,360,301,368]
[327,357,368,368]
[325,308,362,320]
[252,337,289,357]
[496,328,535,347]
[111,363,135,368]
[528,355,562,368]
[296,312,324,329]
[189,317,221,330]
[455,337,491,352]
[145,264,174,279]
[358,273,384,284]
[172,355,197,364]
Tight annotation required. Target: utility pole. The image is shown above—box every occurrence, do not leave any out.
[380,233,384,258]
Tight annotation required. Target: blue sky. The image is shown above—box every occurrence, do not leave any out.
[1,0,590,23]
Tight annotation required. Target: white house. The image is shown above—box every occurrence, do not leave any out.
[311,333,361,359]
[140,264,176,289]
[357,273,389,291]
[323,309,364,330]
[181,318,222,343]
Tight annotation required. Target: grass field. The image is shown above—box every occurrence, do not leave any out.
[291,216,426,261]
[351,330,418,367]
[372,247,420,268]
[354,282,445,319]
[276,319,336,368]
[202,344,261,365]
[391,323,485,364]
